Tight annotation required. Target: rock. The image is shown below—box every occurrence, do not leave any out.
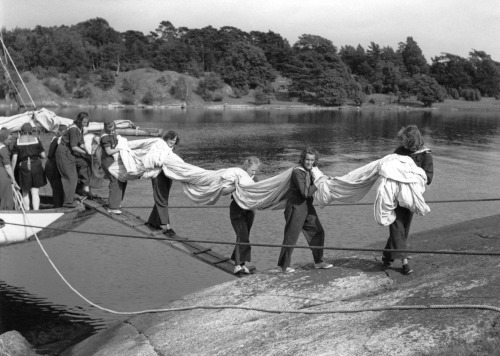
[0,330,38,356]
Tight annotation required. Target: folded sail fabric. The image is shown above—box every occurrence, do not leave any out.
[99,138,430,225]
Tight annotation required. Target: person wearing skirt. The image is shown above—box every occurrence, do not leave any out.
[10,123,47,210]
[45,124,66,208]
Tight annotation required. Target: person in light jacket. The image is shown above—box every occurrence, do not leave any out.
[382,125,434,275]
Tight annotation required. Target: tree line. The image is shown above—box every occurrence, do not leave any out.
[1,18,499,106]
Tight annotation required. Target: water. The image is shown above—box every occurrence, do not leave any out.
[1,107,500,337]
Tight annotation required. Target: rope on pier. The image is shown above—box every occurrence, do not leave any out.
[5,221,500,256]
[119,197,500,209]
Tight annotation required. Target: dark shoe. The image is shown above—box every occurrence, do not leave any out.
[165,228,176,237]
[63,202,79,208]
[382,257,393,269]
[402,264,413,275]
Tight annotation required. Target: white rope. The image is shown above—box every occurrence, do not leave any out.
[18,202,500,317]
[0,37,36,107]
[0,53,28,109]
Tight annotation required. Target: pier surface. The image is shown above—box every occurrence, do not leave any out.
[61,213,500,355]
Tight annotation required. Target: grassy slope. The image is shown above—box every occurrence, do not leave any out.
[2,69,500,111]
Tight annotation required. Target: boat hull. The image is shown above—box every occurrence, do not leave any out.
[0,204,95,246]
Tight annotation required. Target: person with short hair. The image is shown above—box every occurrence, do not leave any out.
[277,146,333,273]
[0,128,17,210]
[11,123,47,210]
[147,130,179,236]
[55,112,90,208]
[45,124,67,208]
[382,125,434,275]
[100,118,127,214]
[224,156,261,274]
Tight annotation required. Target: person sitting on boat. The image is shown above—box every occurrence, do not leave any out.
[0,128,17,210]
[45,124,67,208]
[147,130,179,236]
[100,118,127,214]
[221,157,261,274]
[10,123,47,210]
[55,112,91,208]
[381,125,434,275]
[277,146,333,273]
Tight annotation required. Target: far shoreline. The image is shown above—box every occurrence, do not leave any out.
[1,97,500,113]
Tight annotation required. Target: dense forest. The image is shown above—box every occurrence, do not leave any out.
[1,18,499,106]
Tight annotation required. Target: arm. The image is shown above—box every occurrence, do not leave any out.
[10,153,18,171]
[421,153,434,185]
[68,127,88,155]
[5,164,18,188]
[104,146,120,156]
[221,186,236,196]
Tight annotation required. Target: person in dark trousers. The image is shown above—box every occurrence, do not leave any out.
[11,123,47,210]
[147,131,179,236]
[382,125,434,275]
[55,112,90,208]
[0,128,17,210]
[45,124,67,208]
[277,146,333,273]
[223,157,261,274]
[100,118,127,214]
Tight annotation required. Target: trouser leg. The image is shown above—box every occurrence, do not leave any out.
[278,205,306,269]
[383,205,414,260]
[302,213,325,264]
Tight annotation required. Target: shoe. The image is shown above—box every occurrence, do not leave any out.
[314,262,333,269]
[281,267,295,273]
[107,208,122,214]
[241,265,250,274]
[382,257,393,268]
[402,264,413,275]
[234,265,243,274]
[165,228,176,237]
[63,202,79,208]
[84,191,98,198]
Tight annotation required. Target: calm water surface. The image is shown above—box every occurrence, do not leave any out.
[1,107,500,333]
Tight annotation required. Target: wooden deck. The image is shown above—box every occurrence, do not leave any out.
[81,197,243,277]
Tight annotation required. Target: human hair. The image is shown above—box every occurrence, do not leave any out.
[398,125,424,152]
[243,156,261,170]
[0,128,10,143]
[298,146,319,167]
[162,130,180,145]
[74,112,90,129]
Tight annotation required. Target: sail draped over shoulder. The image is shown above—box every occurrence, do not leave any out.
[101,138,430,225]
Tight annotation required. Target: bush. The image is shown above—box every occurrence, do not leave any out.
[73,85,91,99]
[43,79,64,96]
[195,73,226,101]
[254,89,271,105]
[95,70,115,91]
[172,77,188,101]
[141,90,154,105]
[64,77,77,93]
[156,75,171,86]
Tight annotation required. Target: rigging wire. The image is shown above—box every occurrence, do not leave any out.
[0,36,36,108]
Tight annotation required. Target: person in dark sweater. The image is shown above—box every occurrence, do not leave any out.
[45,124,67,208]
[382,125,434,275]
[277,146,333,273]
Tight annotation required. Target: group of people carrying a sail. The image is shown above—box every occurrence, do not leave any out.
[0,111,433,276]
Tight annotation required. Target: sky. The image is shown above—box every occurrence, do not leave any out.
[1,0,499,62]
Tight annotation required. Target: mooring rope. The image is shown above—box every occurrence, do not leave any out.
[4,221,500,256]
[120,197,500,209]
[8,205,500,316]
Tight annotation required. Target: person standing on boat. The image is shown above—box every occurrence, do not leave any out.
[222,157,261,274]
[10,123,47,210]
[147,131,179,236]
[0,128,17,210]
[45,124,67,208]
[382,125,434,275]
[277,146,333,273]
[55,112,90,208]
[100,118,127,214]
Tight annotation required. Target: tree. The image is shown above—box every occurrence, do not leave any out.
[468,50,500,97]
[398,37,428,76]
[412,74,445,107]
[219,42,275,94]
